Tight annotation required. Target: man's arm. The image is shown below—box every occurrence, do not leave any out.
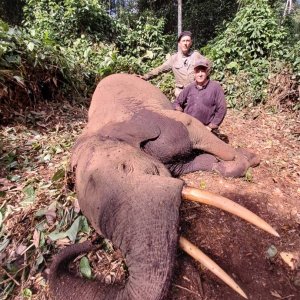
[208,83,227,128]
[142,56,173,80]
[172,86,190,111]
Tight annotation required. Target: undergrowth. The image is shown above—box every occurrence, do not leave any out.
[203,0,300,110]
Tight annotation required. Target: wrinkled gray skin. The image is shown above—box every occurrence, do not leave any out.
[49,74,259,300]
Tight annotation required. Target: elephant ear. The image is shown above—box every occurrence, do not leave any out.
[99,110,161,148]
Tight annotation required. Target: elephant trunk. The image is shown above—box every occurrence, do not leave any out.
[49,241,123,300]
[49,216,179,300]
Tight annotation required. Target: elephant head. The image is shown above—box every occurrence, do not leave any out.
[49,74,277,300]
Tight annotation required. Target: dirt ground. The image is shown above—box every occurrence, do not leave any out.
[167,109,300,300]
[0,101,299,300]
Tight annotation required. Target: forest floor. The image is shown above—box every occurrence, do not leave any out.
[168,107,300,300]
[0,99,299,300]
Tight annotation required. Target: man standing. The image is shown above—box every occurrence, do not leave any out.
[173,58,227,131]
[141,31,208,97]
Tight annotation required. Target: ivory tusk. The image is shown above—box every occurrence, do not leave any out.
[179,236,248,299]
[182,186,279,237]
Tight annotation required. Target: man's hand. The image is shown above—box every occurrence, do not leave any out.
[136,74,147,80]
[208,123,218,130]
[174,105,183,112]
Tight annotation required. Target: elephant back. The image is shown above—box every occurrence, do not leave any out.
[86,74,172,135]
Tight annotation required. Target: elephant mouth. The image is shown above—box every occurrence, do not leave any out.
[179,186,279,299]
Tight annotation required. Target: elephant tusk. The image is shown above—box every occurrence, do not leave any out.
[182,186,279,237]
[179,236,248,299]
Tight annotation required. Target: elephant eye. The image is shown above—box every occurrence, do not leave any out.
[117,163,133,174]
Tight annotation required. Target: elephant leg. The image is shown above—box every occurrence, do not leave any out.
[179,153,218,175]
[236,147,261,167]
[212,151,252,178]
[170,149,259,178]
[161,110,236,161]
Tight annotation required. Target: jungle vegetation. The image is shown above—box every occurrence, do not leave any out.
[0,0,299,111]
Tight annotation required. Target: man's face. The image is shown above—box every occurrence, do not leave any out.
[194,66,209,85]
[178,36,192,54]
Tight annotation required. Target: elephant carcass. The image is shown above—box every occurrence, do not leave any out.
[49,74,278,300]
[81,73,259,178]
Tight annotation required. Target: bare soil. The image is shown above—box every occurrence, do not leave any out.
[167,109,300,300]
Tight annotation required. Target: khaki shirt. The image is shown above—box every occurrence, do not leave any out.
[144,50,208,89]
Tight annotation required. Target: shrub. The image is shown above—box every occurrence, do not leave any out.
[203,0,288,108]
[0,1,174,105]
[23,0,115,45]
[20,1,172,96]
[0,19,70,105]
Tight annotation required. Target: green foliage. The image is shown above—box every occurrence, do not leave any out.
[0,21,19,66]
[23,0,115,45]
[16,1,171,96]
[204,0,289,108]
[2,0,296,109]
[79,256,92,279]
[281,3,300,45]
[150,72,175,101]
[288,40,300,76]
[0,0,172,101]
[206,0,287,69]
[136,0,238,48]
[0,19,74,100]
[116,15,170,58]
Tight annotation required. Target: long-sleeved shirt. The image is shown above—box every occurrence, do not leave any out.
[143,50,207,88]
[173,80,227,128]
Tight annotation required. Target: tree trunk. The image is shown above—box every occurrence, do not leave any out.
[283,0,293,18]
[178,0,182,36]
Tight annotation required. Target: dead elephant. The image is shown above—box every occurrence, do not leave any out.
[49,74,279,300]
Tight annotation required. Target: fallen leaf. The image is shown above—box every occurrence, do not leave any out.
[33,229,40,248]
[73,198,81,213]
[16,244,27,255]
[51,168,65,182]
[20,185,36,207]
[48,231,68,241]
[66,217,81,242]
[280,252,299,270]
[270,290,281,298]
[266,245,278,258]
[80,256,92,279]
[55,238,71,246]
[0,238,10,252]
[35,202,57,225]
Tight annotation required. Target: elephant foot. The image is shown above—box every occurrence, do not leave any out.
[212,153,250,178]
[212,148,261,178]
[236,148,261,167]
[212,161,247,177]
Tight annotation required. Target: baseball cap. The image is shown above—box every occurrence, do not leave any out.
[194,58,210,69]
[177,31,192,42]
